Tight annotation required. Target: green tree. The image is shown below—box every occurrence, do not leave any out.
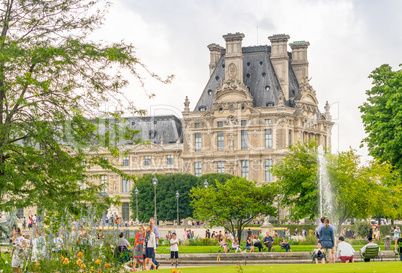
[273,141,401,228]
[272,141,320,220]
[0,0,172,216]
[190,176,277,241]
[360,64,402,174]
[131,173,199,223]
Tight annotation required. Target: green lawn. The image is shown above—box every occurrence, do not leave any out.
[157,245,384,254]
[159,262,401,273]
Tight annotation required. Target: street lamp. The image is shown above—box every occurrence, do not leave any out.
[135,187,139,221]
[203,179,208,189]
[176,191,180,225]
[152,175,158,223]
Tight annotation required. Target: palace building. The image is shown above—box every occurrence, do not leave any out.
[20,33,334,221]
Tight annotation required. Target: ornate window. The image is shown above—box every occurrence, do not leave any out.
[241,130,248,150]
[167,155,174,165]
[217,132,224,151]
[241,160,249,179]
[144,156,151,166]
[265,159,273,182]
[195,133,201,152]
[217,161,224,173]
[122,177,130,193]
[195,162,202,177]
[265,129,272,149]
[100,175,107,185]
[123,156,129,166]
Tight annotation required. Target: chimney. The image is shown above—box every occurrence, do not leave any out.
[289,41,310,84]
[207,43,223,76]
[222,32,245,83]
[268,34,290,100]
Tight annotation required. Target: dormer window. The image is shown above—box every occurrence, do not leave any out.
[199,106,207,111]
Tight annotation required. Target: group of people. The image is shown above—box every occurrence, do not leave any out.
[22,214,40,230]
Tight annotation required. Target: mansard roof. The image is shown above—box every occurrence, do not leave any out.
[195,46,299,111]
[125,115,183,145]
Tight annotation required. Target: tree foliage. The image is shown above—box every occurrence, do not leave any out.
[273,141,402,226]
[0,0,172,216]
[131,173,234,223]
[190,176,277,241]
[360,64,402,174]
[272,141,320,220]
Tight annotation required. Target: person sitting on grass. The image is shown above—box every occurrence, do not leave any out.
[337,236,355,263]
[231,236,243,253]
[252,234,264,252]
[246,235,254,252]
[217,234,228,253]
[312,242,326,264]
[280,238,292,252]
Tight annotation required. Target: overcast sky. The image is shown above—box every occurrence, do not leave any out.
[92,0,402,162]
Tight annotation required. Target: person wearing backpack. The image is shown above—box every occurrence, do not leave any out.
[132,225,146,271]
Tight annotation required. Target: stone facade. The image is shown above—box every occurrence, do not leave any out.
[18,33,333,220]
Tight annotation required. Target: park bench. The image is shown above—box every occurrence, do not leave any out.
[360,245,382,262]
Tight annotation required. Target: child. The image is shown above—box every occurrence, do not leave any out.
[170,232,180,267]
[313,242,326,264]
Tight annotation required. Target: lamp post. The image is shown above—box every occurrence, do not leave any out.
[152,175,158,223]
[135,187,139,221]
[203,179,208,189]
[176,191,180,225]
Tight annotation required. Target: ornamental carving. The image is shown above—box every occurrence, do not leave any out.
[228,63,237,79]
[225,115,239,125]
[213,79,253,108]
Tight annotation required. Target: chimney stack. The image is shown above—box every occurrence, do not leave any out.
[268,34,290,100]
[223,32,245,83]
[207,43,223,76]
[289,41,310,84]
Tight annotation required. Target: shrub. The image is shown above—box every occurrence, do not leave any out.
[354,221,372,237]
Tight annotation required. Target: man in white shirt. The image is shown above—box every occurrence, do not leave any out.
[337,236,355,263]
[360,237,380,262]
[170,232,180,267]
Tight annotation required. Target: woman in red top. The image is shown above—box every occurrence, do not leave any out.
[132,225,145,271]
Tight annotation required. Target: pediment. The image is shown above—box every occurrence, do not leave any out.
[213,79,253,104]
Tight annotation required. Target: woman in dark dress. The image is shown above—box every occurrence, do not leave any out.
[319,219,334,263]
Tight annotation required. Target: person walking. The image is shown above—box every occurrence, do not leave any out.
[337,236,355,263]
[144,225,157,270]
[132,225,145,271]
[319,219,334,263]
[149,218,160,270]
[11,228,27,273]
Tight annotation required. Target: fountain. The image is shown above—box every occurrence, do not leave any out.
[317,146,334,221]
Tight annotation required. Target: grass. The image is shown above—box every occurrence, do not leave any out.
[156,245,384,254]
[159,262,401,273]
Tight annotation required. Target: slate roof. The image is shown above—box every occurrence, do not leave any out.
[125,115,183,145]
[195,45,299,111]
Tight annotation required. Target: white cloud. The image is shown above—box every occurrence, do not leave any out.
[92,0,402,160]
